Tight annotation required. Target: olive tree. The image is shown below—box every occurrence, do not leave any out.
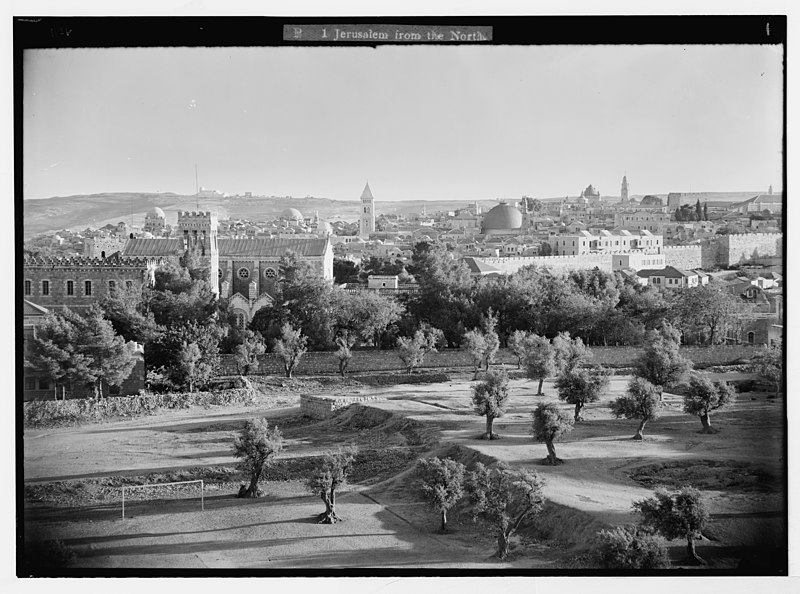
[463,329,488,379]
[466,463,545,560]
[305,446,357,524]
[234,330,266,376]
[471,370,511,440]
[508,330,531,369]
[681,372,736,434]
[417,457,466,533]
[610,377,662,440]
[272,322,307,378]
[524,334,556,395]
[634,486,710,565]
[555,366,610,422]
[396,325,443,374]
[531,402,574,465]
[552,331,591,375]
[232,418,284,498]
[463,311,500,377]
[634,324,692,398]
[334,334,354,377]
[750,341,782,398]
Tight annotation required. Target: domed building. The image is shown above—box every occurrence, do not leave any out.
[481,202,524,236]
[280,207,304,223]
[316,221,333,237]
[143,206,166,235]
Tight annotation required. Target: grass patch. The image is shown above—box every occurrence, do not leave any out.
[628,459,780,493]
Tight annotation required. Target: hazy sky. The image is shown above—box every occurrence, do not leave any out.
[23,45,783,201]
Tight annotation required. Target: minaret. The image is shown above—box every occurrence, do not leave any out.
[768,184,773,196]
[359,181,375,238]
[620,175,629,203]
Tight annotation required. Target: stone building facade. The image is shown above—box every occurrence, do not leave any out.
[22,253,156,313]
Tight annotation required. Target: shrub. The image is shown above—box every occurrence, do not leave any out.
[23,387,257,429]
[595,526,670,569]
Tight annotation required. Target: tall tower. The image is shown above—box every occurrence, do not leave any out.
[359,182,375,238]
[177,211,219,295]
[620,175,630,203]
[768,184,773,196]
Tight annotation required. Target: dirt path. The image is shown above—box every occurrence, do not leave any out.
[23,373,786,570]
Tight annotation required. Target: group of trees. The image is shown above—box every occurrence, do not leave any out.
[232,417,356,524]
[25,304,139,399]
[417,457,545,559]
[674,200,709,222]
[597,485,710,568]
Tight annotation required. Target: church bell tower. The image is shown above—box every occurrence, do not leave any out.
[359,181,375,238]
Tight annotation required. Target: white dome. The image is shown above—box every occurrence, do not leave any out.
[280,207,304,221]
[147,207,165,218]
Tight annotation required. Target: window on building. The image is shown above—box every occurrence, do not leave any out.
[747,331,755,344]
[265,268,277,279]
[85,280,92,296]
[235,312,246,329]
[238,267,250,279]
[24,280,31,295]
[38,378,51,390]
[218,268,223,279]
[67,280,74,296]
[125,280,133,290]
[42,280,49,296]
[108,280,116,294]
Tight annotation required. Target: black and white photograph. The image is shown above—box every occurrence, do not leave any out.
[13,4,793,583]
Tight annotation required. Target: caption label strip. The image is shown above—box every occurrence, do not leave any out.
[284,25,492,43]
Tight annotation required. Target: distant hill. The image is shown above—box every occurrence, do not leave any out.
[21,190,770,238]
[22,192,499,238]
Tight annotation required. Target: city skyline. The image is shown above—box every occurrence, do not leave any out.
[24,45,783,201]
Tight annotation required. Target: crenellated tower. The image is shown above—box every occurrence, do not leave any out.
[177,211,219,295]
[359,182,375,238]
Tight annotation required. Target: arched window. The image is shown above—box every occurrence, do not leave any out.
[218,268,223,279]
[24,280,31,295]
[66,280,74,296]
[237,267,250,279]
[264,267,277,279]
[101,251,106,258]
[108,280,116,294]
[235,311,246,329]
[747,331,755,344]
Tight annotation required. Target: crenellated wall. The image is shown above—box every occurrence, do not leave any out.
[663,245,703,270]
[721,233,782,267]
[478,253,612,274]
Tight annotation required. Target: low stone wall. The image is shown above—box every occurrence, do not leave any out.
[220,345,758,377]
[300,394,385,419]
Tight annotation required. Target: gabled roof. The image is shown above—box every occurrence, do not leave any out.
[461,257,503,275]
[122,237,184,257]
[637,266,696,279]
[23,300,49,316]
[219,237,329,258]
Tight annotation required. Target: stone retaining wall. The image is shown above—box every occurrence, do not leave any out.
[300,394,385,419]
[220,345,757,377]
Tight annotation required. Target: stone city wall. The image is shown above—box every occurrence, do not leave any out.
[662,245,703,270]
[478,253,612,275]
[721,233,782,267]
[219,345,758,377]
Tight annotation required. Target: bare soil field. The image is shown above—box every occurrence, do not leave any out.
[22,372,786,574]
